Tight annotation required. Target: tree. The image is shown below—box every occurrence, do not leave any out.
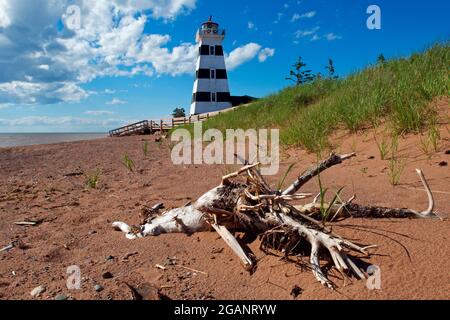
[172,107,186,118]
[286,56,315,86]
[325,58,338,79]
[377,53,386,64]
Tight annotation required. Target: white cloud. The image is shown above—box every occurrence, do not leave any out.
[311,34,321,41]
[324,33,342,41]
[0,0,198,106]
[295,26,320,38]
[291,11,316,22]
[0,0,11,28]
[84,110,116,116]
[0,81,89,105]
[226,44,275,70]
[106,98,128,105]
[258,48,275,62]
[291,14,301,22]
[248,21,256,30]
[226,43,261,70]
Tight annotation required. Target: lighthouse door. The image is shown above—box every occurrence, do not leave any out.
[210,68,217,108]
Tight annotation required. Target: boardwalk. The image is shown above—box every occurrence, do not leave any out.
[109,109,234,137]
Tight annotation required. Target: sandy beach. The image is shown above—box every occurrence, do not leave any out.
[0,126,449,300]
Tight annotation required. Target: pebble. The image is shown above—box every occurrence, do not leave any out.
[105,255,114,261]
[30,286,46,297]
[102,271,114,279]
[438,161,447,167]
[54,294,68,301]
[94,284,104,292]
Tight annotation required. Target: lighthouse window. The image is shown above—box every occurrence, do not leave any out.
[216,69,227,79]
[210,69,216,79]
[197,69,210,79]
[211,92,217,102]
[209,46,215,55]
[193,92,210,102]
[200,45,209,55]
[215,46,224,56]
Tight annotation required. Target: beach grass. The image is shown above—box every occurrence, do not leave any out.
[178,43,449,153]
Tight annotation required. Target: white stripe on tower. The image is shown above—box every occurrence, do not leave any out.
[190,17,232,115]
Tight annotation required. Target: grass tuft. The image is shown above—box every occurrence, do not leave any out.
[122,154,135,172]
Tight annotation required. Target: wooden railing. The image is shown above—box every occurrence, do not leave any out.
[109,107,237,137]
[109,120,150,137]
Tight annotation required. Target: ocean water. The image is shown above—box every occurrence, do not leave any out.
[0,133,107,148]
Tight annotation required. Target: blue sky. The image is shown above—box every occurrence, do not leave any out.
[0,0,448,132]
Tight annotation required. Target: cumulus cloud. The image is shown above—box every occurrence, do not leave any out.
[226,43,262,70]
[0,0,198,106]
[106,98,128,105]
[258,48,275,62]
[226,44,275,70]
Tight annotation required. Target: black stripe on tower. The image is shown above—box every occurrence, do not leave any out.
[199,45,224,56]
[192,92,230,103]
[196,68,228,79]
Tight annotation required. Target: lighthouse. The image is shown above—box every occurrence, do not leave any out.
[190,17,232,115]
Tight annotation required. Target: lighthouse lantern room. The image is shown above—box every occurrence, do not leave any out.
[190,17,232,115]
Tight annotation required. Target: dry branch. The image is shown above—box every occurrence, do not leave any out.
[112,152,441,288]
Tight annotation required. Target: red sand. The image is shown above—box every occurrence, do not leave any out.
[0,123,449,300]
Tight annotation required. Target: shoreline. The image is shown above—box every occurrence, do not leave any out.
[0,132,108,149]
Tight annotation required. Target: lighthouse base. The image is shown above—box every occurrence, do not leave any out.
[190,101,232,115]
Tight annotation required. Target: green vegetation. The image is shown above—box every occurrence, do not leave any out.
[374,130,391,160]
[142,141,149,156]
[122,154,135,172]
[187,44,448,153]
[172,107,186,118]
[317,169,344,224]
[85,169,101,189]
[387,135,405,185]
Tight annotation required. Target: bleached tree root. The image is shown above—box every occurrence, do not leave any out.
[112,152,441,288]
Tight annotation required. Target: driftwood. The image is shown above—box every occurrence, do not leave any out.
[112,152,440,288]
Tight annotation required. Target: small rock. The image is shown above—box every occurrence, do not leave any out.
[445,150,450,155]
[367,156,375,160]
[94,284,104,292]
[105,255,114,261]
[438,161,447,167]
[290,285,303,298]
[102,271,114,279]
[54,294,68,301]
[31,286,46,297]
[89,230,97,235]
[211,247,224,254]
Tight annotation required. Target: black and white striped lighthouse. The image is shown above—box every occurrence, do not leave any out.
[190,17,232,115]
